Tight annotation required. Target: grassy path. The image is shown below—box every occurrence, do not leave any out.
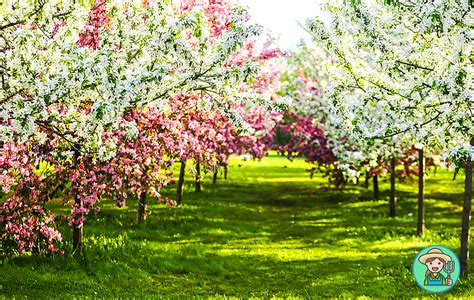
[1,154,473,297]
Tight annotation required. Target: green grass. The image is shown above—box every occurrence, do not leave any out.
[1,154,473,298]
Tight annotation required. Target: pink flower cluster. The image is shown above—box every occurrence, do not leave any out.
[274,112,336,168]
[1,142,63,255]
[179,0,233,42]
[76,0,109,49]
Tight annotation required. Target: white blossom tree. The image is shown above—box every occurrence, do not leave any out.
[308,0,473,274]
[0,0,279,158]
[280,41,412,215]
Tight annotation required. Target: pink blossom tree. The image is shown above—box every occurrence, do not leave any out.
[0,141,63,255]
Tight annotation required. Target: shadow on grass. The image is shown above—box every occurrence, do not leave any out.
[5,240,472,298]
[2,159,472,297]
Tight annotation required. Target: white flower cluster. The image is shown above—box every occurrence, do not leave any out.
[280,41,406,180]
[444,144,474,169]
[308,0,473,158]
[0,0,269,157]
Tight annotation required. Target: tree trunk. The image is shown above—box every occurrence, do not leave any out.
[390,156,396,218]
[404,161,410,181]
[72,144,83,252]
[73,194,83,252]
[213,170,218,184]
[460,138,473,275]
[195,163,201,192]
[417,148,425,236]
[224,165,228,180]
[364,170,370,189]
[137,191,147,224]
[373,173,379,200]
[175,160,186,205]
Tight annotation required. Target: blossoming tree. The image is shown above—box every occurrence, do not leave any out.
[309,0,473,274]
[0,0,281,253]
[1,0,265,153]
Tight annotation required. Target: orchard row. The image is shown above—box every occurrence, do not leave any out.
[1,0,472,274]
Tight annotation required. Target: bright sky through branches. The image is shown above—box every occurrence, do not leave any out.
[237,0,326,49]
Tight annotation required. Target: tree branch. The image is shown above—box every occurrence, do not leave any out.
[377,111,443,139]
[0,2,46,31]
[0,88,26,105]
[396,60,434,72]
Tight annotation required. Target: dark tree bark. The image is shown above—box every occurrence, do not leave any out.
[390,156,397,218]
[404,161,410,181]
[73,194,83,252]
[364,170,370,189]
[212,170,218,184]
[195,163,201,192]
[137,167,149,223]
[417,148,425,236]
[72,144,83,252]
[373,173,379,200]
[137,191,147,224]
[460,138,473,275]
[175,160,186,205]
[224,165,228,180]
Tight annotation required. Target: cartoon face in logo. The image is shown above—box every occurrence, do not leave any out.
[419,248,453,286]
[413,245,460,293]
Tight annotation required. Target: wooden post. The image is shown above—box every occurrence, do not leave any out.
[175,160,186,205]
[460,138,473,275]
[417,148,425,236]
[390,156,396,218]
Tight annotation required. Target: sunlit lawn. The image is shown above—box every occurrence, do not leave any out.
[1,154,473,298]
